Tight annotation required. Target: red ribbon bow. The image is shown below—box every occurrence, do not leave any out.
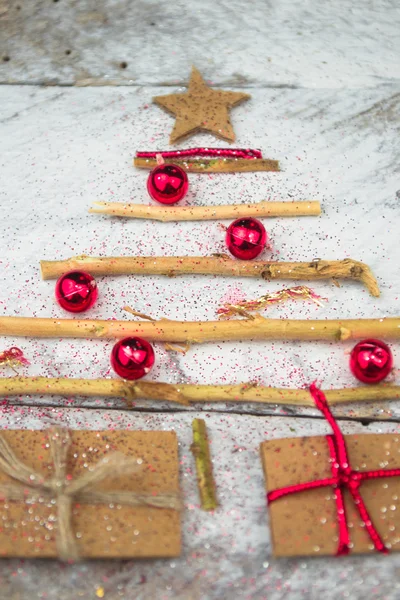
[267,383,400,555]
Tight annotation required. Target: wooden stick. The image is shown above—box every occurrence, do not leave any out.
[39,256,380,297]
[89,200,321,221]
[191,419,218,511]
[134,156,279,173]
[0,315,398,342]
[1,377,400,408]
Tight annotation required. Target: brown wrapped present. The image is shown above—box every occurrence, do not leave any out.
[0,429,181,560]
[260,385,400,557]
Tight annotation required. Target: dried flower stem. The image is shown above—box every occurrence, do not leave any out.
[191,419,218,511]
[133,156,279,173]
[39,256,380,297]
[89,200,321,221]
[0,315,398,342]
[1,377,400,409]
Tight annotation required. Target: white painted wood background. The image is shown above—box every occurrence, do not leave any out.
[0,1,400,598]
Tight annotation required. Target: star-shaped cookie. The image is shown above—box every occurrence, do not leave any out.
[153,67,250,144]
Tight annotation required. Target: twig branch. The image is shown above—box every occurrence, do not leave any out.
[133,156,279,173]
[0,315,398,342]
[89,200,321,221]
[1,377,400,408]
[39,256,380,297]
[191,419,218,511]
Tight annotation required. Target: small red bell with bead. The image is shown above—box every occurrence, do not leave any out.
[111,337,155,380]
[225,217,268,260]
[147,163,189,205]
[55,270,98,313]
[350,339,393,384]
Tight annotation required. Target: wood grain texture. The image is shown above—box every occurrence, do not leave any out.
[1,1,400,594]
[0,0,399,87]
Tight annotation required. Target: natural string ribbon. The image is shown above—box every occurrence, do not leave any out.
[0,428,181,561]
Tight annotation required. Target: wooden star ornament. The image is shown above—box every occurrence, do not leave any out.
[153,67,250,144]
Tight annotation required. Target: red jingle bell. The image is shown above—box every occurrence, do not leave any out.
[147,163,189,205]
[225,217,268,260]
[55,270,98,313]
[111,337,155,380]
[350,339,393,384]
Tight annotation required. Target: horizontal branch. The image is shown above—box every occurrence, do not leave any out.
[1,377,400,409]
[89,200,321,221]
[39,256,380,297]
[0,315,398,342]
[133,156,279,173]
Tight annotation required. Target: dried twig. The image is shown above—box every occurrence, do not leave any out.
[0,314,398,342]
[191,419,218,511]
[133,156,279,173]
[1,377,400,409]
[217,285,327,318]
[39,256,380,297]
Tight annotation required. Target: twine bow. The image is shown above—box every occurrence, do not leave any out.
[0,428,181,561]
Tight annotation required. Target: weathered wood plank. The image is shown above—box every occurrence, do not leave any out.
[1,1,400,596]
[0,0,399,87]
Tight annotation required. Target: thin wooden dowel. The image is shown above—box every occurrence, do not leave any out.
[0,315,398,342]
[1,377,400,408]
[39,256,380,297]
[89,200,321,221]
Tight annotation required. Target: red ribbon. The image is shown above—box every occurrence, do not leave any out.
[267,383,400,555]
[136,148,263,160]
[0,347,30,367]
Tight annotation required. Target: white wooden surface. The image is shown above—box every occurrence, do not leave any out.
[1,85,400,421]
[0,1,400,598]
[1,0,399,87]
